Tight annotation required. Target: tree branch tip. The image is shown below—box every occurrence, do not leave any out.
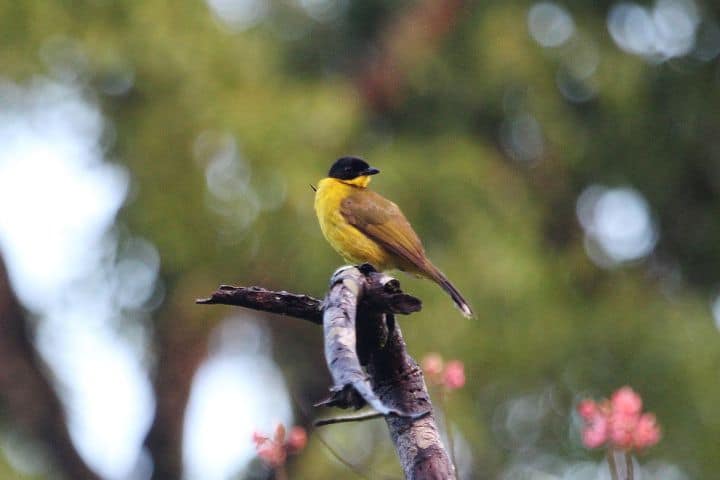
[314,411,384,427]
[312,386,366,411]
[330,265,358,281]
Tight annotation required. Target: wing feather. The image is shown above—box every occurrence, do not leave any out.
[340,190,427,270]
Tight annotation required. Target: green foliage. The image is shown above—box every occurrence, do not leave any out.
[2,0,719,478]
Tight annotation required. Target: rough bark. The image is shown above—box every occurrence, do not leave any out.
[367,312,454,479]
[359,272,455,480]
[318,266,406,416]
[198,265,456,480]
[197,285,323,324]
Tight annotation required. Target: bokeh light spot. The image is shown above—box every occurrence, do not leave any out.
[206,0,268,31]
[710,295,720,332]
[608,0,699,61]
[577,186,658,266]
[298,0,347,23]
[500,113,545,165]
[0,78,154,480]
[560,35,600,80]
[556,68,597,103]
[528,2,575,48]
[183,317,292,480]
[114,237,161,310]
[692,20,720,61]
[195,131,260,243]
[36,320,155,480]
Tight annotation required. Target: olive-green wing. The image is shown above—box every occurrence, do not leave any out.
[343,189,474,318]
[340,190,427,269]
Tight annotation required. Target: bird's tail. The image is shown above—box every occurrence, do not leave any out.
[424,262,474,318]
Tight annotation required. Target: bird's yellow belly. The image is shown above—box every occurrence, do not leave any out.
[314,179,392,269]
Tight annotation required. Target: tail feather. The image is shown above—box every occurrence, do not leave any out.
[425,263,474,318]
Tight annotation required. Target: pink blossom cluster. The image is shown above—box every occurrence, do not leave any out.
[421,353,466,390]
[252,424,308,468]
[577,386,661,451]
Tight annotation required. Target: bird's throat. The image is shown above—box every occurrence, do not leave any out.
[339,176,372,188]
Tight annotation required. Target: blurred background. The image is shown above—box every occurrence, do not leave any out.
[0,0,719,478]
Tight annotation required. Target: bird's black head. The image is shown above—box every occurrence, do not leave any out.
[328,156,380,180]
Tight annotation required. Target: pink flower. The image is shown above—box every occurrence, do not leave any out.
[608,387,643,449]
[252,424,308,469]
[421,353,466,391]
[633,413,661,449]
[273,424,286,444]
[443,360,466,390]
[583,412,609,448]
[611,387,642,416]
[609,409,638,449]
[577,399,598,420]
[577,399,609,448]
[252,430,267,447]
[257,441,286,468]
[577,387,660,452]
[422,353,444,383]
[286,426,308,453]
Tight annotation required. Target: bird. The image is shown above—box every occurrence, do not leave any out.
[314,156,473,318]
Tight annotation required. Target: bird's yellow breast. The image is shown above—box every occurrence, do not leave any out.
[314,178,392,268]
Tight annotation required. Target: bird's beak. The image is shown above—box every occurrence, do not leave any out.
[362,167,380,176]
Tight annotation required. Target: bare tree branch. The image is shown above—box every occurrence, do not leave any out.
[198,265,455,480]
[366,313,454,479]
[314,411,384,427]
[196,285,323,324]
[319,266,407,416]
[358,271,455,480]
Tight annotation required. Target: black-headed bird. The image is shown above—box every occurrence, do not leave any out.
[314,156,473,318]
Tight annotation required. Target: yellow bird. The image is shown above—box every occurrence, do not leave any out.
[314,156,473,318]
